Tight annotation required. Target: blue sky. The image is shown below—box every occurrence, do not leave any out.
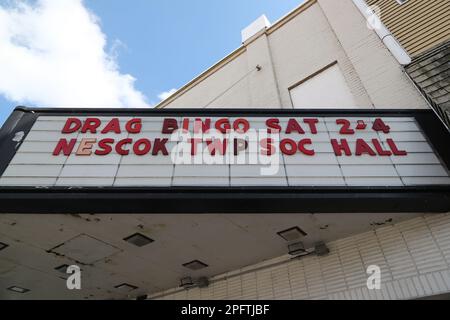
[0,0,303,126]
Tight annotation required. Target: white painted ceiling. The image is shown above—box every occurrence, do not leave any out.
[0,213,421,300]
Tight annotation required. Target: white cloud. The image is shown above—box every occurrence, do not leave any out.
[158,88,177,101]
[0,0,149,108]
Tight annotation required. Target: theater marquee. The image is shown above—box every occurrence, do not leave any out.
[0,107,449,213]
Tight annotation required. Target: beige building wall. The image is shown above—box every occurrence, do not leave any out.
[145,0,448,300]
[83,0,449,300]
[157,0,428,110]
[150,213,450,300]
[365,0,450,57]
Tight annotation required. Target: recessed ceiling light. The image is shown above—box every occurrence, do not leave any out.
[180,277,194,288]
[54,264,70,274]
[288,242,306,256]
[114,283,138,292]
[0,242,9,251]
[182,260,209,271]
[314,241,330,256]
[277,227,307,242]
[197,277,210,288]
[123,233,154,247]
[7,286,30,294]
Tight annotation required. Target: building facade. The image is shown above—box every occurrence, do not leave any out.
[150,214,450,300]
[149,0,450,300]
[365,0,450,58]
[155,0,428,111]
[0,0,449,300]
[364,0,450,126]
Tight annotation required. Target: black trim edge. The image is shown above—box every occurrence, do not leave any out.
[0,187,448,213]
[0,108,38,177]
[0,107,449,214]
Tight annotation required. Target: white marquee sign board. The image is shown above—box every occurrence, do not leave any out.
[1,112,449,188]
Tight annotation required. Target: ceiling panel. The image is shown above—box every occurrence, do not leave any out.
[0,212,421,299]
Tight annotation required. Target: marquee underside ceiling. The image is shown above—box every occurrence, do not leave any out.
[0,212,422,300]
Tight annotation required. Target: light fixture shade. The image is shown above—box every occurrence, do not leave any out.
[54,264,70,274]
[182,260,209,271]
[0,242,8,251]
[7,286,30,294]
[315,241,330,256]
[123,233,154,247]
[197,277,210,288]
[180,277,194,288]
[277,227,307,242]
[114,283,138,292]
[288,242,306,256]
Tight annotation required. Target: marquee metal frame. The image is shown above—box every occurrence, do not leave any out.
[0,106,448,214]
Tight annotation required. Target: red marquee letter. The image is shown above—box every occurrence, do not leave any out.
[299,139,315,156]
[53,139,77,156]
[133,139,152,156]
[162,118,178,134]
[387,139,407,156]
[372,139,392,156]
[102,118,121,134]
[234,139,248,155]
[355,139,376,156]
[116,139,132,155]
[260,138,275,156]
[62,118,82,134]
[215,118,231,134]
[206,139,227,156]
[81,118,101,133]
[95,139,114,156]
[303,119,319,134]
[126,118,142,134]
[286,119,305,134]
[189,138,203,155]
[280,139,297,156]
[331,139,352,156]
[266,118,281,133]
[194,118,211,133]
[152,139,169,156]
[233,119,250,133]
